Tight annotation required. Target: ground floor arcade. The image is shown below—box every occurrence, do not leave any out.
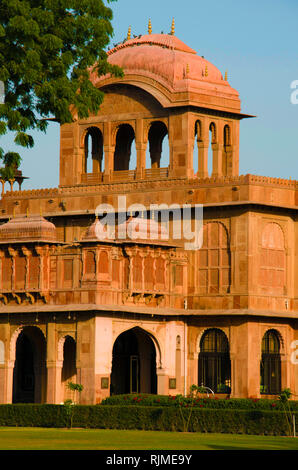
[0,310,297,404]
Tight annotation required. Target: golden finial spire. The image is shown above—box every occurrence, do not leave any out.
[171,18,175,35]
[148,18,152,34]
[127,25,131,40]
[224,70,228,81]
[186,63,190,76]
[205,64,208,77]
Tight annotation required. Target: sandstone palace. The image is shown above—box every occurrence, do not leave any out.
[0,24,297,404]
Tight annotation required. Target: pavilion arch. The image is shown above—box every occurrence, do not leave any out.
[96,75,174,110]
[209,122,217,144]
[110,326,161,395]
[146,120,169,169]
[83,126,104,174]
[113,123,136,171]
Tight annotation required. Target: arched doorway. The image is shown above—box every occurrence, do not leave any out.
[61,336,77,402]
[198,328,231,394]
[110,328,157,395]
[13,326,47,403]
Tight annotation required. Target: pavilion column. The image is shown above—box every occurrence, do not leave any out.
[135,118,147,179]
[103,146,115,182]
[135,142,147,179]
[197,141,209,178]
[103,121,114,182]
[226,145,235,176]
[212,143,223,178]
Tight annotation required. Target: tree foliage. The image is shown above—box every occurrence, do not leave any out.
[0,0,122,178]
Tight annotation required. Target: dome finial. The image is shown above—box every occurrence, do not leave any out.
[171,18,175,35]
[148,18,152,34]
[127,25,131,40]
[224,70,228,81]
[205,64,208,77]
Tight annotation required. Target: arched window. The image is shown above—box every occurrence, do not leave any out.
[259,223,286,295]
[29,254,39,290]
[84,127,104,174]
[198,328,231,393]
[208,122,217,177]
[222,125,231,175]
[198,222,230,294]
[260,330,281,395]
[84,250,96,276]
[155,257,165,286]
[114,124,136,171]
[98,251,109,274]
[15,254,26,290]
[1,253,12,290]
[133,253,142,290]
[194,120,202,175]
[146,121,169,169]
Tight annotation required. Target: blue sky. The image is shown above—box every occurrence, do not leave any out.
[1,0,298,190]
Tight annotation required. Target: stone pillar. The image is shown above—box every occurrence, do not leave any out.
[135,143,147,179]
[211,143,223,177]
[103,121,114,182]
[4,360,15,404]
[46,360,63,404]
[135,119,147,179]
[94,317,113,403]
[103,146,114,182]
[197,142,209,178]
[156,368,169,395]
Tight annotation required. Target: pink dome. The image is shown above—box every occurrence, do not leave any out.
[81,216,169,244]
[0,215,57,243]
[107,33,223,86]
[92,33,240,113]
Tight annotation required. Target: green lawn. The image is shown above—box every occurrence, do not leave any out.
[0,428,297,450]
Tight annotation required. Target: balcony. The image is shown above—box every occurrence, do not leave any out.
[80,167,169,185]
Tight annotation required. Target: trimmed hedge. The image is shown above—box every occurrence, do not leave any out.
[0,404,296,436]
[101,393,298,411]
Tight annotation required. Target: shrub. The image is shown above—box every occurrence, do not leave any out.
[101,394,298,411]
